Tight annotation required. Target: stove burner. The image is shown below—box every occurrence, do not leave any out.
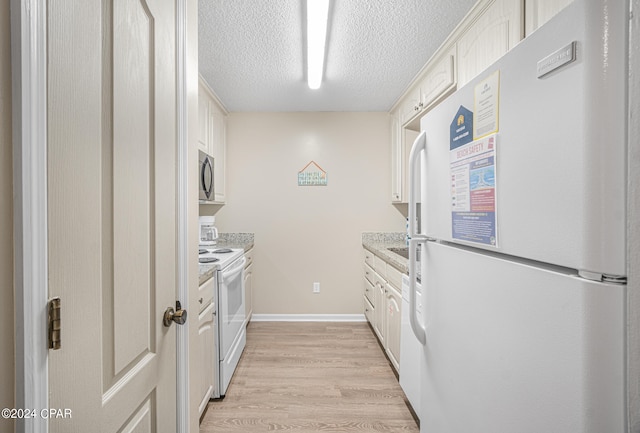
[212,248,233,253]
[199,249,208,254]
[199,257,219,264]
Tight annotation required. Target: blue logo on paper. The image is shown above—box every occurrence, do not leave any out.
[450,106,473,150]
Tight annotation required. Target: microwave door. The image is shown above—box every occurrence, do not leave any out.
[201,155,214,200]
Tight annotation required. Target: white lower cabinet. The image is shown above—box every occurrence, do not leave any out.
[384,283,402,371]
[363,266,377,333]
[373,272,386,347]
[362,248,403,373]
[197,301,215,417]
[244,248,254,322]
[364,292,374,324]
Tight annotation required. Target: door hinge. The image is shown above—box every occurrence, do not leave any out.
[48,297,61,350]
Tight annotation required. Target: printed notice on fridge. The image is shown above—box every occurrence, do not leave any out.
[450,134,498,246]
[473,70,500,139]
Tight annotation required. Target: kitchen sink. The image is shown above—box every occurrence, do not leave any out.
[387,247,409,259]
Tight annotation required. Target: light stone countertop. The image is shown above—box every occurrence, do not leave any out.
[361,232,410,274]
[198,233,254,286]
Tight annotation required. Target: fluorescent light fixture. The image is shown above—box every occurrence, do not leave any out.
[307,0,330,90]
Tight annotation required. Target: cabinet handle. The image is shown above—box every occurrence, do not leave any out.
[418,101,424,108]
[198,297,203,304]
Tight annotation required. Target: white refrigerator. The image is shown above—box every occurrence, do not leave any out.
[407,1,629,432]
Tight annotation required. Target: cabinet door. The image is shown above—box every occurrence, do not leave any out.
[457,0,523,87]
[390,113,403,202]
[420,49,456,110]
[385,284,402,372]
[197,90,210,153]
[210,109,226,203]
[400,88,422,126]
[244,264,253,322]
[197,302,215,417]
[373,274,386,347]
[403,128,420,205]
[525,0,573,36]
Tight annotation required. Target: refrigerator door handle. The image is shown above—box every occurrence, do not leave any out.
[408,131,427,345]
[408,131,426,238]
[409,237,427,345]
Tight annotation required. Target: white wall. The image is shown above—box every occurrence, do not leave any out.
[0,0,14,429]
[214,112,404,316]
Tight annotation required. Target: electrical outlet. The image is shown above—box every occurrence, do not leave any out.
[313,282,320,293]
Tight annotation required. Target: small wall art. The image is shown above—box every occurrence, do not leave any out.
[297,160,327,186]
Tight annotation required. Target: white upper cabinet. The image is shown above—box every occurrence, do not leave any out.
[419,48,456,112]
[400,47,457,127]
[210,108,226,203]
[390,114,403,202]
[198,87,210,153]
[525,0,573,36]
[457,0,523,87]
[199,77,227,204]
[400,87,423,127]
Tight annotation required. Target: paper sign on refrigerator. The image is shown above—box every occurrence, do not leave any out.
[450,134,497,246]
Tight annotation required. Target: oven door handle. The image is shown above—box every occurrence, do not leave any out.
[220,256,246,283]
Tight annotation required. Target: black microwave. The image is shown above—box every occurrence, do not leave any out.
[198,150,215,202]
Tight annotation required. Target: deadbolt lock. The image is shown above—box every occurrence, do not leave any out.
[163,301,187,327]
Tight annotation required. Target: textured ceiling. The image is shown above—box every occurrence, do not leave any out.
[198,0,476,112]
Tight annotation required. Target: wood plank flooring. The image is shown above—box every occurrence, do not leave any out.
[200,322,419,432]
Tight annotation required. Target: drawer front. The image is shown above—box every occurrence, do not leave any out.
[198,275,215,313]
[374,255,387,279]
[363,248,374,268]
[363,276,375,306]
[244,247,254,268]
[364,295,374,323]
[363,262,375,285]
[386,264,402,291]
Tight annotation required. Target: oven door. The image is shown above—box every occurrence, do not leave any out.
[199,150,214,201]
[218,255,246,360]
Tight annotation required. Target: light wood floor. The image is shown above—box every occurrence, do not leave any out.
[200,321,419,432]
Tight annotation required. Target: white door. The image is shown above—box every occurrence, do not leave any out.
[47,1,179,431]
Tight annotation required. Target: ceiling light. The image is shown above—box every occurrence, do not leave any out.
[307,0,330,90]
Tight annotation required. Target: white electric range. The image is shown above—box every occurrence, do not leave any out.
[198,247,246,398]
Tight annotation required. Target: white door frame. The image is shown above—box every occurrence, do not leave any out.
[11,0,48,432]
[11,1,191,431]
[175,0,191,431]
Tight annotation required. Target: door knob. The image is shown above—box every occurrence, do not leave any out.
[163,301,188,327]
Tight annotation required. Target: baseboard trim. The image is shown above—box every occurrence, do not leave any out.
[251,314,367,322]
